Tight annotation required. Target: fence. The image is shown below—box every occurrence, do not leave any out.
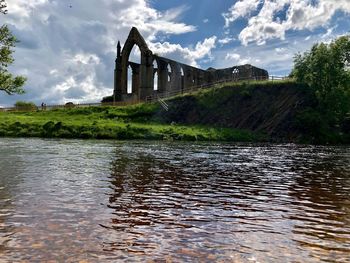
[145,75,290,103]
[0,100,141,112]
[0,75,289,112]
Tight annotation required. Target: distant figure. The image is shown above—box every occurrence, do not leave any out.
[41,102,44,110]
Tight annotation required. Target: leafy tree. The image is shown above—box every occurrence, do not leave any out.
[0,0,26,95]
[291,35,350,123]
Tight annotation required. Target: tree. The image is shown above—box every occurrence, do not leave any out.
[0,0,6,14]
[0,0,26,95]
[291,35,350,123]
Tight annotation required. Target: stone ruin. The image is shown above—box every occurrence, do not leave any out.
[109,27,269,102]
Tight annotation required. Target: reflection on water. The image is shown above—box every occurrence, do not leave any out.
[0,138,349,262]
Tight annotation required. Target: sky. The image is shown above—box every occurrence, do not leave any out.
[1,0,349,107]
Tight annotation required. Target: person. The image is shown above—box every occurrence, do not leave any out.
[41,102,44,110]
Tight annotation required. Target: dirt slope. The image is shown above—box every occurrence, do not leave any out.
[154,82,309,141]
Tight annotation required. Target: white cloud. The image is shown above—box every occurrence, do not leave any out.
[284,0,350,31]
[225,53,240,61]
[224,0,350,46]
[72,53,100,65]
[225,52,252,65]
[7,0,48,18]
[149,36,217,67]
[218,36,235,45]
[223,0,262,28]
[275,47,286,54]
[237,0,290,45]
[193,36,217,60]
[116,1,196,41]
[321,26,336,40]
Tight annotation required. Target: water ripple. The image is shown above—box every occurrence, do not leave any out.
[0,139,349,262]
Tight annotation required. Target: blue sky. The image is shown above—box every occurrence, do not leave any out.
[1,0,349,107]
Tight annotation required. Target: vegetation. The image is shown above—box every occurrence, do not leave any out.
[0,0,5,13]
[14,101,37,110]
[3,78,347,144]
[291,35,350,143]
[0,103,261,142]
[0,0,26,95]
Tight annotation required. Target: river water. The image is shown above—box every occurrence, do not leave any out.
[0,138,349,262]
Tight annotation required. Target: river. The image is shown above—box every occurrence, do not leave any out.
[0,138,349,262]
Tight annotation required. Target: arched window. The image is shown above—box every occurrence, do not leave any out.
[153,60,158,91]
[127,65,132,94]
[127,45,141,94]
[180,66,185,92]
[232,68,239,81]
[167,64,172,82]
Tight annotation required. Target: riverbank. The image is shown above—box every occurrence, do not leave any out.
[0,102,262,141]
[1,81,349,143]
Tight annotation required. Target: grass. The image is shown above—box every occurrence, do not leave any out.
[1,80,308,142]
[0,102,263,142]
[2,79,345,144]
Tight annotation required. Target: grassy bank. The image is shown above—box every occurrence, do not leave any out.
[2,80,348,143]
[0,102,263,141]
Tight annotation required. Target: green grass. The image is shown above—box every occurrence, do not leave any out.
[0,103,263,142]
[0,81,304,142]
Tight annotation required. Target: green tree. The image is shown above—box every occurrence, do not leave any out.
[0,0,26,95]
[291,35,350,122]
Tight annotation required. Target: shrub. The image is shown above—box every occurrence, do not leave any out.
[14,101,37,111]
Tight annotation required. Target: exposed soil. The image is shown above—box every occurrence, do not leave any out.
[153,82,310,142]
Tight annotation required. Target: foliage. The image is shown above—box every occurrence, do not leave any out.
[291,35,350,122]
[0,0,6,14]
[14,101,37,110]
[290,35,350,143]
[0,0,26,95]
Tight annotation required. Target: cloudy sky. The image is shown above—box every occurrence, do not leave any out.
[1,0,349,107]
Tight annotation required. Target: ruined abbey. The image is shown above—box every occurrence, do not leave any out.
[110,27,268,102]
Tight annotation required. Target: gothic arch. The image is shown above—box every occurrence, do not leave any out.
[120,27,153,98]
[152,56,169,93]
[152,58,160,91]
[167,61,182,92]
[121,28,150,60]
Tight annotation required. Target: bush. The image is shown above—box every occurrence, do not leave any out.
[65,102,75,109]
[14,101,37,111]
